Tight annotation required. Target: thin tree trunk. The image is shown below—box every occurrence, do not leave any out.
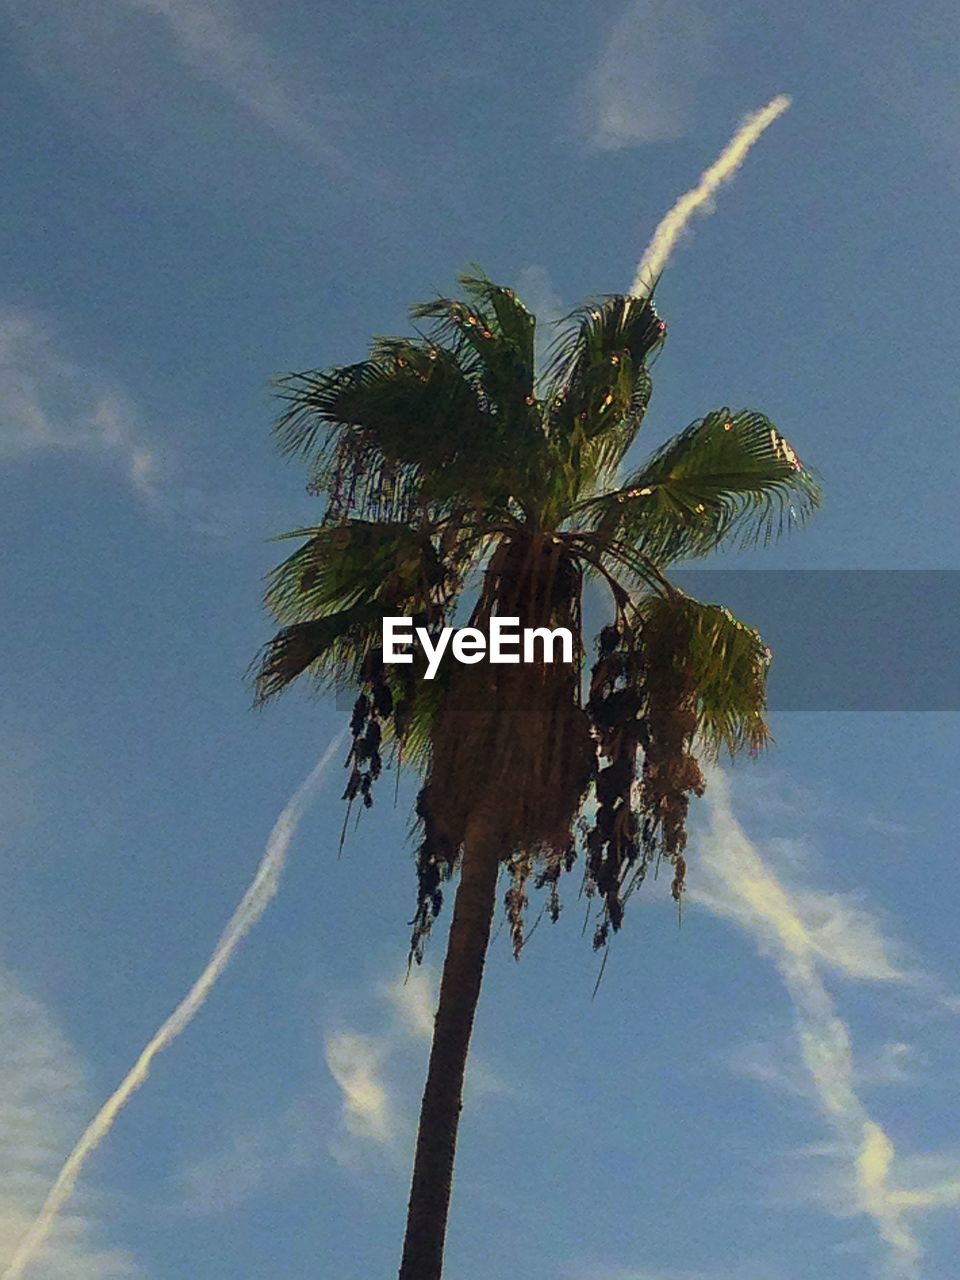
[398,811,502,1280]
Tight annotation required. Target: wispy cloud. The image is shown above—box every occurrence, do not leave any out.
[116,0,345,164]
[0,305,238,536]
[578,0,715,150]
[171,1103,316,1216]
[727,1034,924,1100]
[695,836,908,988]
[325,960,511,1166]
[0,970,143,1279]
[2,737,342,1280]
[325,1033,396,1149]
[385,966,513,1096]
[5,0,372,198]
[516,265,566,380]
[694,770,960,1279]
[170,967,439,1209]
[382,965,438,1043]
[0,308,158,501]
[323,972,427,1164]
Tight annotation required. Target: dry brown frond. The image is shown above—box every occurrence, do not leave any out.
[410,534,595,959]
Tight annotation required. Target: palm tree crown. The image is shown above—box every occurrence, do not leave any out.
[257,270,819,953]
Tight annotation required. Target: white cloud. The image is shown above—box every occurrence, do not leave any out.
[384,965,514,1099]
[324,959,513,1166]
[693,770,960,1279]
[323,971,418,1163]
[0,308,157,497]
[724,1034,812,1100]
[465,1058,515,1101]
[171,966,439,1209]
[116,0,344,164]
[172,969,427,1209]
[324,1032,396,1152]
[858,1041,925,1088]
[726,1034,923,1100]
[382,966,437,1042]
[5,0,352,171]
[0,970,143,1279]
[578,0,715,150]
[0,305,238,536]
[693,784,909,987]
[629,95,791,294]
[516,265,566,381]
[3,739,343,1280]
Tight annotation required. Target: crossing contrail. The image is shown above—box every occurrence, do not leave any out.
[631,94,791,296]
[2,734,343,1280]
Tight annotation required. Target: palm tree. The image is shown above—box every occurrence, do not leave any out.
[255,272,820,1280]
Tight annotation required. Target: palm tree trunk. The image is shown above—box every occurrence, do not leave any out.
[398,811,502,1280]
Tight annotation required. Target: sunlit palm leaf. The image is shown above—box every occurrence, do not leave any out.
[583,408,821,563]
[265,521,448,624]
[542,294,665,495]
[410,270,537,416]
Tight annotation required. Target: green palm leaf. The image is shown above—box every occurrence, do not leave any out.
[254,599,386,700]
[409,270,537,416]
[541,294,665,497]
[258,274,818,941]
[641,591,771,755]
[265,521,447,624]
[583,408,821,564]
[275,345,492,518]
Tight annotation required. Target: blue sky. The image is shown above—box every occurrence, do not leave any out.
[1,1,959,1277]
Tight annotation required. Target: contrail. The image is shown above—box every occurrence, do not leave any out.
[631,94,791,296]
[2,733,344,1280]
[694,771,923,1278]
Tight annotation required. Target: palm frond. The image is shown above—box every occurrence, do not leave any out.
[265,520,448,625]
[540,294,666,497]
[274,342,493,517]
[640,592,771,756]
[582,409,821,564]
[410,269,537,415]
[254,599,386,701]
